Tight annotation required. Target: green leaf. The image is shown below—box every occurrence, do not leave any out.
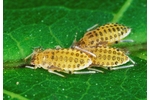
[4,0,147,100]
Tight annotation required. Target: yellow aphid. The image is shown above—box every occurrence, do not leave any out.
[74,23,131,48]
[85,46,135,70]
[25,48,95,77]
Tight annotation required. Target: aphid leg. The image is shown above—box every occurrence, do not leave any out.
[48,70,65,77]
[87,67,104,73]
[55,45,62,49]
[25,65,37,69]
[74,46,96,57]
[87,24,99,31]
[62,70,70,74]
[120,39,134,43]
[129,57,136,64]
[72,71,96,74]
[110,57,135,70]
[47,66,65,77]
[74,32,78,43]
[109,64,134,70]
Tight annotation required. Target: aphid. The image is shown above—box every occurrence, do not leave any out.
[25,48,96,77]
[84,46,135,71]
[74,23,132,48]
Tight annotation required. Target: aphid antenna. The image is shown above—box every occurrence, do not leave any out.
[120,39,134,43]
[24,52,35,61]
[71,32,78,48]
[32,46,43,51]
[88,68,104,73]
[74,32,78,42]
[74,46,96,57]
[73,71,96,74]
[87,24,99,31]
[25,47,43,61]
[48,70,65,77]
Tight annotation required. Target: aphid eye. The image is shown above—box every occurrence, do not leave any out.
[107,67,111,70]
[116,49,120,51]
[115,41,119,44]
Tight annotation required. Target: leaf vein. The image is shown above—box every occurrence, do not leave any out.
[79,76,91,100]
[7,33,25,57]
[111,0,133,22]
[3,89,29,100]
[48,27,64,47]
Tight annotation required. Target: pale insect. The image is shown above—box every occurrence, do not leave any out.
[74,23,133,48]
[84,46,135,72]
[25,48,96,77]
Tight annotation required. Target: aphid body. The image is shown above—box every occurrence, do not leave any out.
[26,48,94,77]
[85,46,135,70]
[74,23,131,48]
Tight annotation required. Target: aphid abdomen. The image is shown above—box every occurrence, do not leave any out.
[75,23,131,48]
[31,49,92,72]
[85,46,130,68]
[101,23,130,41]
[51,49,92,72]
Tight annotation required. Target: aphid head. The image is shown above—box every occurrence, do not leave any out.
[32,47,43,53]
[30,48,43,65]
[25,47,43,62]
[30,54,37,65]
[74,39,87,48]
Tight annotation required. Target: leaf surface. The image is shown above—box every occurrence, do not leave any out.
[4,0,147,100]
